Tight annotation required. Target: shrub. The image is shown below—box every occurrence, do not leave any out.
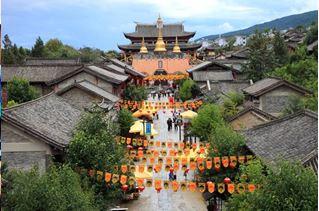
[2,165,96,211]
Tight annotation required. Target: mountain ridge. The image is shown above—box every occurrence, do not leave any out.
[196,10,318,42]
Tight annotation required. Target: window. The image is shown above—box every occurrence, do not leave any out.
[158,60,163,68]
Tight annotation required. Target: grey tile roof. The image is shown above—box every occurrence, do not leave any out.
[47,65,129,85]
[2,93,82,149]
[243,110,318,165]
[229,48,250,59]
[87,65,129,82]
[108,58,145,77]
[124,23,195,38]
[307,40,318,51]
[2,65,83,82]
[57,80,120,102]
[193,71,234,82]
[25,58,81,65]
[242,77,311,97]
[187,61,211,73]
[228,106,277,122]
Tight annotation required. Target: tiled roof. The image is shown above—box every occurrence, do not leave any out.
[47,65,129,85]
[2,93,82,149]
[124,23,195,38]
[107,58,145,77]
[228,106,277,122]
[243,110,318,165]
[242,77,311,97]
[2,65,83,82]
[57,80,120,102]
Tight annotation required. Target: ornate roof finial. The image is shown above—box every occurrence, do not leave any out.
[154,14,166,52]
[140,37,148,54]
[173,36,181,53]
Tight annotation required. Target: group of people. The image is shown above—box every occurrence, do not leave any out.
[151,90,174,100]
[167,112,183,131]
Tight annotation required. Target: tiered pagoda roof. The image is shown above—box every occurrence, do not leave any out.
[124,23,195,40]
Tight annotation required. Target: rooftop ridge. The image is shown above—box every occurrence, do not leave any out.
[243,109,317,132]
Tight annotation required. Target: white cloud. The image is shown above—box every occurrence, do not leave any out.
[217,22,234,32]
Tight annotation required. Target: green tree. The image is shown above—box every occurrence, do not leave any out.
[273,30,288,66]
[2,165,96,211]
[282,95,305,115]
[44,39,80,59]
[227,161,318,210]
[117,108,134,136]
[67,107,128,208]
[190,104,225,141]
[221,98,238,119]
[243,30,275,81]
[304,22,318,45]
[7,76,39,104]
[179,79,194,101]
[2,34,15,64]
[79,47,104,63]
[31,36,45,57]
[123,84,147,101]
[105,50,120,59]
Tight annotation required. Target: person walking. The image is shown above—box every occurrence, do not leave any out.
[167,118,173,131]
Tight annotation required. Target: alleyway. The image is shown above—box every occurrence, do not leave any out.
[120,95,207,211]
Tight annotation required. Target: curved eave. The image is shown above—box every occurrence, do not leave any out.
[123,32,196,40]
[118,43,202,51]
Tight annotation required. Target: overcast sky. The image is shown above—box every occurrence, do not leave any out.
[2,0,318,51]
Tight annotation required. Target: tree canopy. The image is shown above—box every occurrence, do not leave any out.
[123,84,148,101]
[7,76,39,104]
[2,165,96,211]
[227,161,318,210]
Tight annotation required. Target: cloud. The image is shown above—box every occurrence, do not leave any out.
[218,22,234,32]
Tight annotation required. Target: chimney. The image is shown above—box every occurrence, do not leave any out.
[206,80,211,91]
[249,79,253,85]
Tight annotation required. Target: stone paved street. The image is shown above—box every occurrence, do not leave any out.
[120,95,207,211]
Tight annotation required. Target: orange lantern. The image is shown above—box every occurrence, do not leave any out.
[167,142,173,148]
[153,150,159,157]
[155,164,162,172]
[207,181,215,193]
[138,165,145,173]
[179,142,185,149]
[121,165,128,174]
[227,183,235,194]
[169,149,176,156]
[138,150,144,158]
[222,156,229,168]
[149,157,155,164]
[137,178,144,187]
[120,175,127,185]
[126,138,131,145]
[206,159,213,169]
[172,181,179,192]
[181,157,188,165]
[105,172,112,183]
[143,140,148,147]
[214,157,221,168]
[188,182,197,192]
[229,156,237,169]
[155,179,162,190]
[173,162,179,171]
[197,157,204,164]
[156,141,161,147]
[166,157,172,165]
[248,184,256,192]
[190,161,196,170]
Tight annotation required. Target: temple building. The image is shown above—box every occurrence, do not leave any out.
[118,15,201,75]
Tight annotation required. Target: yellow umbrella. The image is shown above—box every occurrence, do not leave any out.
[129,120,143,133]
[180,110,198,119]
[134,169,153,179]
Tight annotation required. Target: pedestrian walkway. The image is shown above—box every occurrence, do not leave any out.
[121,95,206,211]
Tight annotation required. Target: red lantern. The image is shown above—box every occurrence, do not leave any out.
[138,186,145,192]
[156,187,162,193]
[223,177,231,184]
[121,185,128,192]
